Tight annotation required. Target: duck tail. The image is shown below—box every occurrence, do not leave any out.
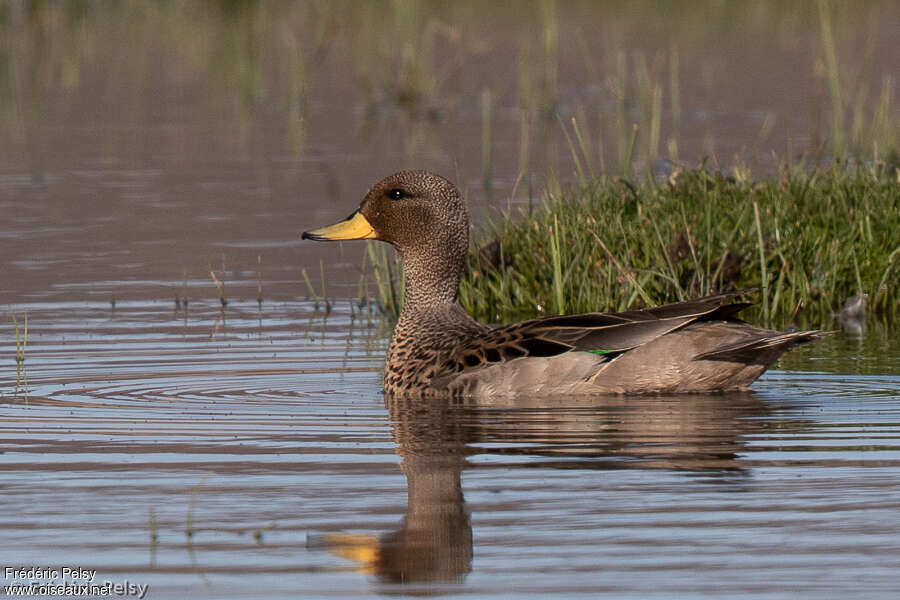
[695,330,830,363]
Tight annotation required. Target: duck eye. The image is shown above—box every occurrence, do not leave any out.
[387,188,405,200]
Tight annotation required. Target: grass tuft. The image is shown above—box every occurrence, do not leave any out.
[457,165,899,328]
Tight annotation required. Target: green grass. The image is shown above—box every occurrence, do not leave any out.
[367,240,404,317]
[468,164,899,327]
[301,261,332,314]
[371,162,899,329]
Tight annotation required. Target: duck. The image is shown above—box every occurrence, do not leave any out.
[303,171,824,398]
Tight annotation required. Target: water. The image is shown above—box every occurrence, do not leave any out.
[2,3,900,598]
[1,301,899,598]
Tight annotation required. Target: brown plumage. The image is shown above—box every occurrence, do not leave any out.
[303,171,825,397]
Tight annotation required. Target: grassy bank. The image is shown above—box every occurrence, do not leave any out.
[372,162,899,328]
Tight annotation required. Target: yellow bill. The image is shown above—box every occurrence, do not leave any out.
[302,211,376,241]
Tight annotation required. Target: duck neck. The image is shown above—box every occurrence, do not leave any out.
[398,246,464,316]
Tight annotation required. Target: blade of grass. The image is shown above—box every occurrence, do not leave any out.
[753,201,770,321]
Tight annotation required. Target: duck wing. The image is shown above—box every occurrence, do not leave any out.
[435,291,754,380]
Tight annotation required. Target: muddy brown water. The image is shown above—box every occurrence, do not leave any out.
[2,3,900,598]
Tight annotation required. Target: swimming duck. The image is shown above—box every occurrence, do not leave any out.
[303,171,823,397]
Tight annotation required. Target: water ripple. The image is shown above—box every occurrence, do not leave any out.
[2,301,900,598]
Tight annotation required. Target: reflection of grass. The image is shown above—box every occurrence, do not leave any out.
[10,310,28,398]
[184,477,212,588]
[12,310,26,364]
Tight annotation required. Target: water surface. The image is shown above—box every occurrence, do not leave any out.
[2,301,899,598]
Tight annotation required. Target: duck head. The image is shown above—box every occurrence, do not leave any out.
[302,170,468,254]
[302,171,471,306]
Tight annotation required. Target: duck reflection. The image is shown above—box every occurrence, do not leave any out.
[321,391,792,584]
